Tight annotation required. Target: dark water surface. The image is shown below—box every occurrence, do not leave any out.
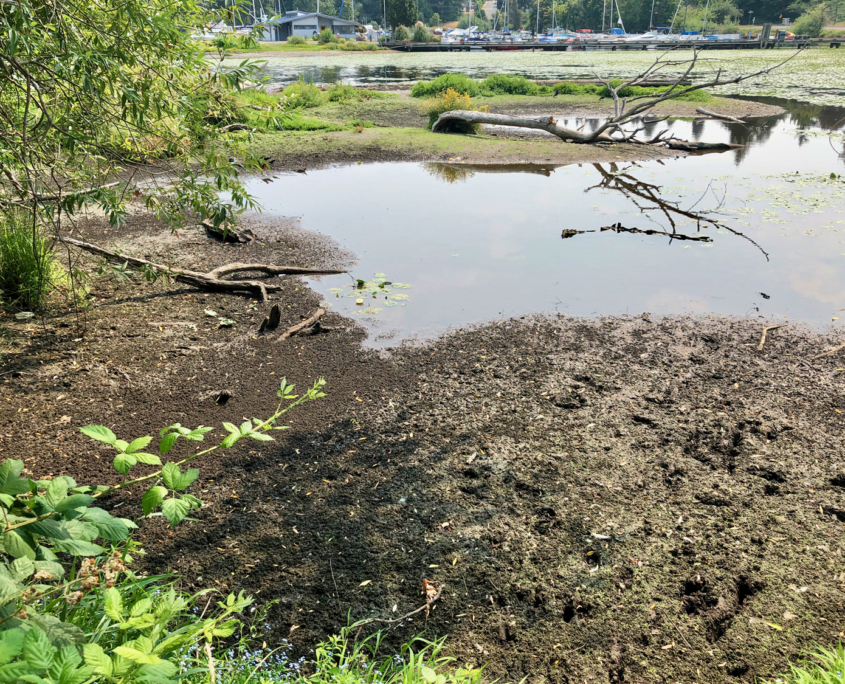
[246,102,845,346]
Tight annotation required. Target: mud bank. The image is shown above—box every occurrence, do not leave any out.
[1,214,844,684]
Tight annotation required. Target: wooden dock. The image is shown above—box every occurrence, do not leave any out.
[386,38,841,52]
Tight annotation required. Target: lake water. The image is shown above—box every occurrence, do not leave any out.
[246,100,845,347]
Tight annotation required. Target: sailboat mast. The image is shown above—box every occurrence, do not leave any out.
[602,0,606,32]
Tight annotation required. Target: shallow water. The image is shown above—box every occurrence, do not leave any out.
[246,101,845,347]
[247,49,845,105]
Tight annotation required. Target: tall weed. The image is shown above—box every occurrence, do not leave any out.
[282,79,324,108]
[0,213,55,310]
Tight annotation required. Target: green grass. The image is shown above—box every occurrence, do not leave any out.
[0,213,56,311]
[762,645,845,684]
[200,40,385,53]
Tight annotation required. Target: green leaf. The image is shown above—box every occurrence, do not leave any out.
[0,629,25,667]
[159,424,182,437]
[185,427,214,442]
[0,662,31,683]
[421,666,437,683]
[175,469,199,491]
[211,619,239,637]
[22,626,56,671]
[44,479,68,508]
[161,498,190,528]
[0,576,18,604]
[221,432,241,448]
[158,433,179,454]
[10,558,34,582]
[161,463,179,489]
[125,437,152,454]
[82,643,112,676]
[32,561,64,580]
[104,587,123,622]
[180,494,202,509]
[81,509,129,541]
[51,539,103,557]
[113,453,137,475]
[113,440,129,453]
[78,426,116,445]
[63,519,98,542]
[28,520,70,541]
[222,422,239,434]
[130,598,153,618]
[3,531,36,560]
[24,615,85,649]
[0,460,29,497]
[248,432,274,442]
[133,453,162,466]
[141,486,168,516]
[134,661,178,683]
[54,494,94,515]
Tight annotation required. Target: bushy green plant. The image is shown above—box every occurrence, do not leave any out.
[394,24,411,40]
[282,79,324,108]
[423,88,484,133]
[553,81,602,95]
[429,12,441,25]
[480,74,540,96]
[762,645,845,684]
[287,34,307,45]
[327,83,358,102]
[792,6,827,36]
[318,27,338,44]
[0,213,56,310]
[413,24,432,42]
[411,74,481,98]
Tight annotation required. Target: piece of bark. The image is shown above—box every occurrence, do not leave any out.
[259,304,282,333]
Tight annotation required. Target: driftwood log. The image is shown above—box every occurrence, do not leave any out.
[432,111,616,142]
[202,220,256,243]
[59,236,344,302]
[664,140,744,152]
[695,107,747,125]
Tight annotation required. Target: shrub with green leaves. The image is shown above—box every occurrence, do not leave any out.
[394,25,411,41]
[318,27,337,44]
[281,79,325,108]
[411,74,480,98]
[287,34,307,45]
[480,74,540,96]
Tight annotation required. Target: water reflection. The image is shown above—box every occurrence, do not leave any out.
[243,102,845,346]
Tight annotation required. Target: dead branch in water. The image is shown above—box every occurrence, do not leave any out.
[695,107,747,125]
[58,236,344,302]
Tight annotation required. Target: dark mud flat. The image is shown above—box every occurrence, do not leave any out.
[2,219,845,683]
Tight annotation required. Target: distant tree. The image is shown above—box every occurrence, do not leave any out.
[792,4,828,34]
[429,11,442,23]
[388,0,418,26]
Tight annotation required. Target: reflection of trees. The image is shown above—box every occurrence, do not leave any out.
[424,163,561,183]
[585,163,770,260]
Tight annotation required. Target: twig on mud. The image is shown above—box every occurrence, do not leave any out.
[330,559,340,606]
[815,342,845,358]
[352,586,443,629]
[758,324,786,351]
[674,622,693,649]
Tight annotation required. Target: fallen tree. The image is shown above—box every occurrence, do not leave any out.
[432,47,805,146]
[59,236,344,302]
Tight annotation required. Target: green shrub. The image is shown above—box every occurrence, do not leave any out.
[327,83,358,101]
[0,213,55,310]
[394,25,411,40]
[287,34,307,45]
[429,12,441,25]
[318,27,337,44]
[281,78,324,108]
[792,6,827,36]
[413,24,432,42]
[424,88,484,133]
[480,74,540,95]
[411,73,481,98]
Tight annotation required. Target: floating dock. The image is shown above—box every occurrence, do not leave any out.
[387,38,841,52]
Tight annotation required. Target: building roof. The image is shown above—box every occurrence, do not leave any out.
[267,12,359,26]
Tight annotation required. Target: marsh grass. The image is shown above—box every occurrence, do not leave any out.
[762,645,845,684]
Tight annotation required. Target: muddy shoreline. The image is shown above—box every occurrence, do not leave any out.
[2,208,844,683]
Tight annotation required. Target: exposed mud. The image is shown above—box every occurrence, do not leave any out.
[2,213,844,684]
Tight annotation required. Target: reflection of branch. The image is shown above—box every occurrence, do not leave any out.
[601,223,712,242]
[587,163,769,261]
